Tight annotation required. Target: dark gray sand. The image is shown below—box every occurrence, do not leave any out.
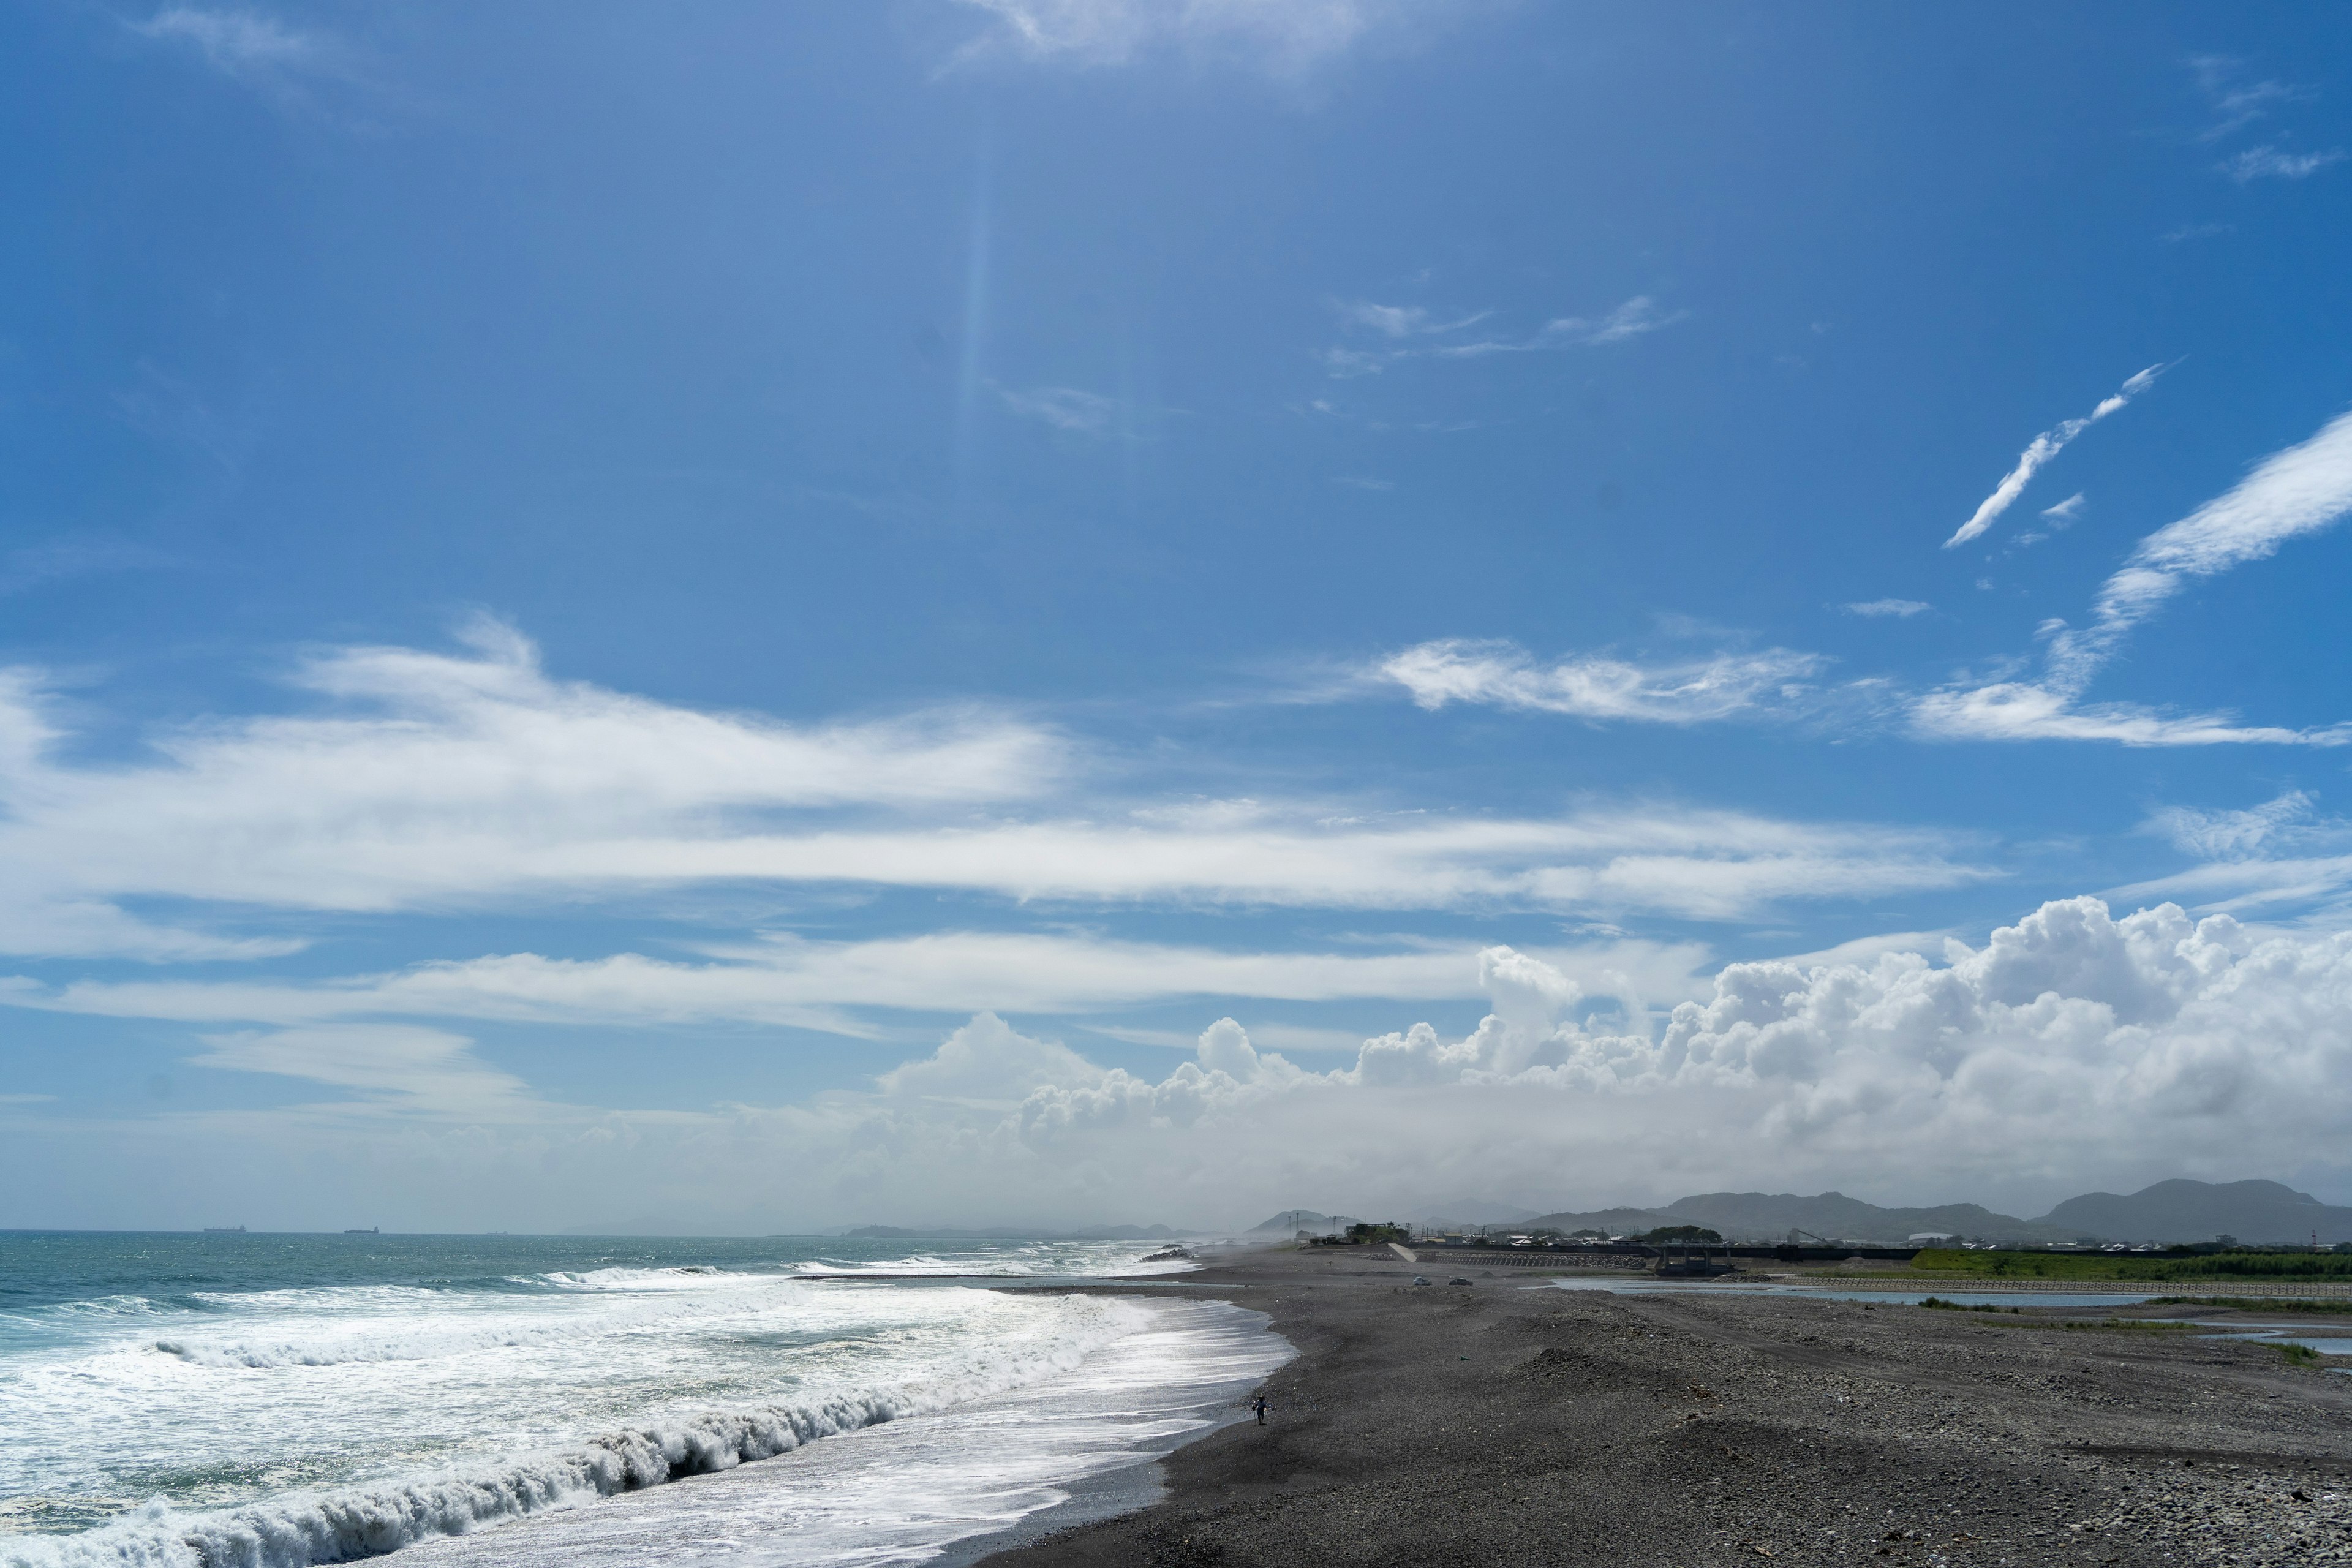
[978,1248,2352,1567]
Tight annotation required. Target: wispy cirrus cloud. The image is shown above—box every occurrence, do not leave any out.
[2109,790,2352,916]
[1431,296,1687,358]
[2045,406,2352,692]
[992,382,1120,434]
[1909,684,2343,748]
[1944,364,2166,549]
[2188,56,2312,141]
[1320,295,1684,377]
[1841,598,1929,619]
[0,537,174,597]
[1335,301,1489,339]
[947,0,1442,73]
[1917,407,2352,747]
[133,7,325,74]
[0,623,1990,961]
[1378,638,1827,725]
[2224,145,2346,183]
[1,930,1717,1040]
[129,6,365,113]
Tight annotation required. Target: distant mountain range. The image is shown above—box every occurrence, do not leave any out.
[1247,1209,1362,1236]
[1256,1180,2352,1246]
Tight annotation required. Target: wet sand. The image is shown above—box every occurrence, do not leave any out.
[978,1246,2352,1567]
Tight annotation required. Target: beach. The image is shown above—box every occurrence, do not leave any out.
[981,1247,2352,1567]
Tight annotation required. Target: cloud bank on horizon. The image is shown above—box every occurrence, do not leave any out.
[6,3,2352,1229]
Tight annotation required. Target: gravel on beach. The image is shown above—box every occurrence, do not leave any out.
[980,1248,2352,1568]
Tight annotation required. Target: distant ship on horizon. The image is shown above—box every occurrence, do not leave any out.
[343,1227,379,1235]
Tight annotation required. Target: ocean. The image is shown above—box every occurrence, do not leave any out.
[0,1232,1287,1568]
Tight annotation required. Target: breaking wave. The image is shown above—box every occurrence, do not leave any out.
[7,1297,1152,1568]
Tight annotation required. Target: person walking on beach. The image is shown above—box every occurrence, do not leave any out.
[1252,1395,1270,1425]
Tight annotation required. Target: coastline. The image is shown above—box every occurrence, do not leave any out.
[975,1246,2352,1567]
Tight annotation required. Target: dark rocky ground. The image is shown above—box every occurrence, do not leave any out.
[979,1248,2352,1567]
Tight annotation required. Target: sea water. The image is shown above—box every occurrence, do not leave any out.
[0,1233,1286,1567]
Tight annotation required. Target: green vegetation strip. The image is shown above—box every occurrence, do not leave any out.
[1906,1248,2352,1282]
[2147,1295,2352,1314]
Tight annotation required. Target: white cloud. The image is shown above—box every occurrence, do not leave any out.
[1917,408,2352,748]
[876,1012,1105,1102]
[134,7,324,74]
[1841,598,1929,619]
[1431,296,1687,358]
[2188,58,2312,142]
[1319,295,1683,375]
[1379,638,1826,725]
[1317,347,1388,378]
[2225,145,2345,182]
[1567,295,1685,345]
[1335,301,1488,338]
[2110,791,2352,917]
[2046,407,2352,693]
[2146,790,2325,861]
[1008,895,2352,1201]
[0,627,1998,960]
[1944,365,2165,549]
[992,383,1119,433]
[0,622,1063,958]
[1909,682,2345,748]
[29,896,2352,1229]
[949,0,1430,72]
[2040,492,2086,524]
[1330,475,1394,491]
[188,1025,538,1118]
[6,932,1513,1032]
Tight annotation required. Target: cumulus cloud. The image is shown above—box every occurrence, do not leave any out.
[1009,896,2352,1204]
[1944,366,2166,549]
[1379,638,1827,725]
[21,895,2351,1229]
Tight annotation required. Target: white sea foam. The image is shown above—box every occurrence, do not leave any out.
[4,1294,1158,1568]
[2,1239,1243,1568]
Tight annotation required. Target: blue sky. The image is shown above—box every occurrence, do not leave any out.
[5,1,2352,1232]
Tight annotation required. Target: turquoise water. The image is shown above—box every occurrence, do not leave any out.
[0,1232,1278,1568]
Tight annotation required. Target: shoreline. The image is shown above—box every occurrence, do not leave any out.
[974,1246,2352,1567]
